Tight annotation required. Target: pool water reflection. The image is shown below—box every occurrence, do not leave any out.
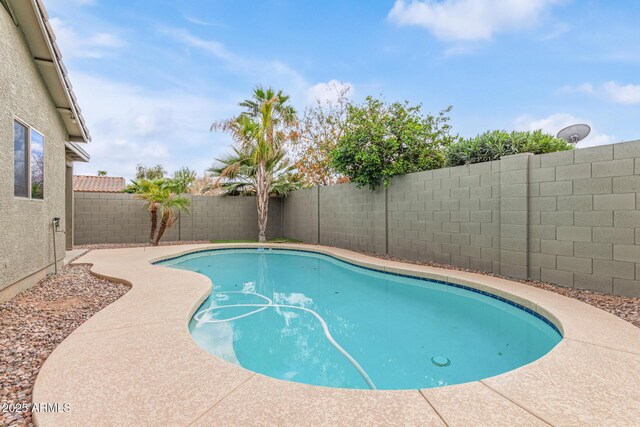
[159,249,561,390]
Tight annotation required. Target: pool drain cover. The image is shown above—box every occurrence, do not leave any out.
[431,356,450,367]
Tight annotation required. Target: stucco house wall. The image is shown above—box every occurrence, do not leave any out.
[0,4,69,300]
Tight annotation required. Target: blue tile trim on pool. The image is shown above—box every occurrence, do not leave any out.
[155,247,563,337]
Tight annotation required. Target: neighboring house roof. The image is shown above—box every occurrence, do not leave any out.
[5,0,91,144]
[74,176,125,193]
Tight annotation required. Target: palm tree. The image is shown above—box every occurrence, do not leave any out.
[132,178,191,246]
[131,179,162,244]
[209,147,302,196]
[212,86,298,242]
[153,189,191,246]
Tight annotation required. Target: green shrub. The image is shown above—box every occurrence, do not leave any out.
[332,97,457,190]
[445,130,573,167]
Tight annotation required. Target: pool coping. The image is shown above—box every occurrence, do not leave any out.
[32,243,640,426]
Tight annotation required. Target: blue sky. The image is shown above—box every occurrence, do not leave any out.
[46,0,640,180]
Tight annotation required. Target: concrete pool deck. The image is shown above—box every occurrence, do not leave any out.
[33,243,640,426]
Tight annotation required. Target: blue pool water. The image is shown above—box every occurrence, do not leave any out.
[158,249,561,390]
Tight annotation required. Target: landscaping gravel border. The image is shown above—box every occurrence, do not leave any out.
[75,240,210,250]
[0,264,130,427]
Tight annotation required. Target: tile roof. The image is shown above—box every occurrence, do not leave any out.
[73,175,126,193]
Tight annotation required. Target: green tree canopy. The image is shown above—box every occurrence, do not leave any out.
[293,83,351,186]
[172,167,197,193]
[332,97,457,190]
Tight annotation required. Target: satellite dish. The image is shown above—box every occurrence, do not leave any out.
[557,124,591,144]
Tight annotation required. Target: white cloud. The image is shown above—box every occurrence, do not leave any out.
[603,81,640,105]
[514,113,618,148]
[305,80,354,105]
[160,27,309,100]
[72,73,355,179]
[63,27,352,180]
[560,83,594,94]
[183,16,227,27]
[50,17,124,59]
[165,31,356,114]
[388,0,558,41]
[70,73,236,180]
[184,16,213,26]
[160,27,237,63]
[538,22,570,41]
[443,44,480,57]
[560,81,640,105]
[88,33,123,48]
[162,27,354,111]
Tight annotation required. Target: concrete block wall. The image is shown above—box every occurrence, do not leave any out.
[74,193,282,244]
[282,140,640,297]
[387,160,501,273]
[73,140,640,296]
[184,195,282,241]
[319,183,386,254]
[499,154,531,280]
[75,193,174,244]
[528,140,640,296]
[282,187,319,243]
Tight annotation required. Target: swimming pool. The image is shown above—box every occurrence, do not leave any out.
[158,248,561,390]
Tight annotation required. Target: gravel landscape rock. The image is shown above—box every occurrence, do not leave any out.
[75,240,210,250]
[0,264,129,426]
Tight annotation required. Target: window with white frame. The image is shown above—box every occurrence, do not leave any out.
[13,119,45,199]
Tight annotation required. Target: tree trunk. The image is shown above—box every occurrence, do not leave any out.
[256,161,269,243]
[149,204,158,245]
[154,210,171,246]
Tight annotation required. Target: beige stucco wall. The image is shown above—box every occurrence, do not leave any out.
[0,5,69,298]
